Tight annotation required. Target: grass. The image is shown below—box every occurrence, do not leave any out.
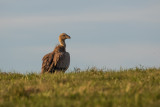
[0,67,160,107]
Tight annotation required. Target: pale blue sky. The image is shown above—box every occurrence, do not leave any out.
[0,0,160,73]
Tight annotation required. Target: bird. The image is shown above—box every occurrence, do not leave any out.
[41,33,71,73]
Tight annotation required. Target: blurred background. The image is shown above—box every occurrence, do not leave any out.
[0,0,160,73]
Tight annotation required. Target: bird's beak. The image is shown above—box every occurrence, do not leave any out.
[67,35,71,39]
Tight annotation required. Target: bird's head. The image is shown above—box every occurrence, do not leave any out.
[59,33,71,40]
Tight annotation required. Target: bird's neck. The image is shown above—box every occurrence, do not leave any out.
[59,39,66,48]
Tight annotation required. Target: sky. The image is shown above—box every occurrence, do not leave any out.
[0,0,160,73]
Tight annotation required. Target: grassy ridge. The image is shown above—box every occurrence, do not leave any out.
[0,67,160,107]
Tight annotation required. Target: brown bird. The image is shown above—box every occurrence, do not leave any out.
[41,33,71,73]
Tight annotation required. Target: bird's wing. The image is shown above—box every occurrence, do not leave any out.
[41,52,54,73]
[46,52,63,73]
[55,52,70,71]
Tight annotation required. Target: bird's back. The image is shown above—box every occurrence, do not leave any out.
[41,52,54,73]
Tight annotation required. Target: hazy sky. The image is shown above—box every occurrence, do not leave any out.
[0,0,160,73]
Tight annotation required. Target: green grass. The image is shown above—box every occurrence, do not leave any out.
[0,67,160,107]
